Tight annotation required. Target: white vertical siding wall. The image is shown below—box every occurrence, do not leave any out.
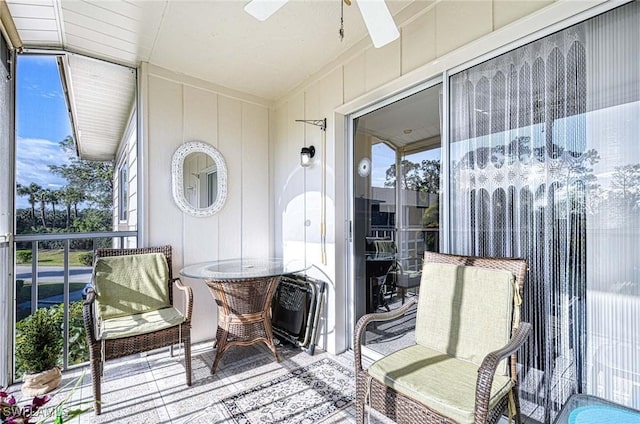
[135,0,610,350]
[271,0,611,354]
[113,111,137,248]
[142,65,271,343]
[127,121,138,247]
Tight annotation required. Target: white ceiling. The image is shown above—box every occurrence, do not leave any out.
[357,82,442,147]
[7,0,421,101]
[59,53,137,161]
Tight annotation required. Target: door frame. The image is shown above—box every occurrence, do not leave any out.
[0,39,15,387]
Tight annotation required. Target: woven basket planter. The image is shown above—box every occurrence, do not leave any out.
[21,367,62,397]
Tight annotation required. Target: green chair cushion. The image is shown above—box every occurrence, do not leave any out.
[98,307,185,340]
[94,253,170,320]
[368,344,513,424]
[415,262,515,374]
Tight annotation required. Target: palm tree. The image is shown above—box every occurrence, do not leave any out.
[16,183,37,222]
[47,189,61,227]
[34,187,48,229]
[61,187,84,229]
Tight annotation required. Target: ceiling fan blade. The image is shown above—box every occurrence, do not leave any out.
[355,0,399,48]
[244,0,289,21]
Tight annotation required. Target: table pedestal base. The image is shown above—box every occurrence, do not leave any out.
[206,276,281,374]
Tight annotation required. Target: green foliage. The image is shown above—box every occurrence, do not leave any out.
[16,136,114,236]
[49,136,114,209]
[16,250,32,263]
[14,302,88,376]
[385,159,441,193]
[78,251,93,266]
[422,202,439,228]
[15,307,63,374]
[71,209,112,233]
[67,301,89,365]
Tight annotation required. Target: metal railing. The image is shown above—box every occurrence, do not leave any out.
[14,231,137,371]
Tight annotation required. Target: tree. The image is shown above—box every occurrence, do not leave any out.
[612,164,640,208]
[609,163,640,224]
[16,136,114,235]
[385,159,441,193]
[34,186,48,229]
[45,189,61,223]
[49,136,114,210]
[71,209,112,233]
[60,187,85,229]
[16,183,38,223]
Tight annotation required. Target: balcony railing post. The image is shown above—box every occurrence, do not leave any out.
[62,240,69,369]
[30,240,38,315]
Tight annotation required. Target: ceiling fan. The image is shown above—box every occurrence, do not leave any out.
[244,0,400,48]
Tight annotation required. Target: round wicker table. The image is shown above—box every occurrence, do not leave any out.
[180,258,306,374]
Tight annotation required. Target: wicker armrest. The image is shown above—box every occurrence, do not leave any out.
[82,288,98,343]
[172,277,193,322]
[473,322,532,421]
[354,298,418,371]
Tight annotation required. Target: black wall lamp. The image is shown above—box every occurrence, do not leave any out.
[300,145,316,167]
[296,118,326,168]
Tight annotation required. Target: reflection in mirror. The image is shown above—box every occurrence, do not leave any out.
[183,152,217,209]
[171,141,227,217]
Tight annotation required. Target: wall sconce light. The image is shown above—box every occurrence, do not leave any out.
[300,145,315,167]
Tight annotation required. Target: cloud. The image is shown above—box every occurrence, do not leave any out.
[15,137,70,208]
[42,91,61,99]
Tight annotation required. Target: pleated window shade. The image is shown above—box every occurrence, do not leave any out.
[448,2,640,421]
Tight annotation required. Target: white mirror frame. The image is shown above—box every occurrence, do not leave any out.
[171,141,227,217]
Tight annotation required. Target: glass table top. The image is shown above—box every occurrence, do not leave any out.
[180,258,308,280]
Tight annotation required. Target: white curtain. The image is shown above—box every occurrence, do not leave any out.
[449,2,640,421]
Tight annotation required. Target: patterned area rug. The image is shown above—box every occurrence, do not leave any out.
[221,358,355,424]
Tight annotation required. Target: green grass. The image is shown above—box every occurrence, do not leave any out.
[16,249,90,266]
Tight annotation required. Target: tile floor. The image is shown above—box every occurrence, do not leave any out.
[8,341,378,424]
[8,340,539,424]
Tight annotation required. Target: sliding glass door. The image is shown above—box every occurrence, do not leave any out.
[352,83,442,356]
[449,1,640,420]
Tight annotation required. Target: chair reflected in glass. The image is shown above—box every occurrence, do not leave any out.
[381,259,422,306]
[372,240,423,311]
[366,239,396,312]
[373,239,396,259]
[355,251,531,424]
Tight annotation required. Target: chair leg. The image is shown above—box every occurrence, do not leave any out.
[90,357,102,415]
[512,387,522,424]
[355,374,366,424]
[184,335,192,386]
[356,398,365,424]
[211,323,228,374]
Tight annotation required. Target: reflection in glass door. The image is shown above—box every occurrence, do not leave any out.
[352,83,442,356]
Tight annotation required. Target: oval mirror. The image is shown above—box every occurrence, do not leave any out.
[171,141,227,217]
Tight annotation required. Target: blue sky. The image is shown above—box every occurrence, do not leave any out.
[16,55,72,208]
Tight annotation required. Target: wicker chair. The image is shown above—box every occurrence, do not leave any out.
[83,245,193,415]
[354,252,531,424]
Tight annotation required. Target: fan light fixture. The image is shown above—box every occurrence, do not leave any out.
[244,0,399,48]
[244,0,287,21]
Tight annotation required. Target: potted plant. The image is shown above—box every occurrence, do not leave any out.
[15,307,63,397]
